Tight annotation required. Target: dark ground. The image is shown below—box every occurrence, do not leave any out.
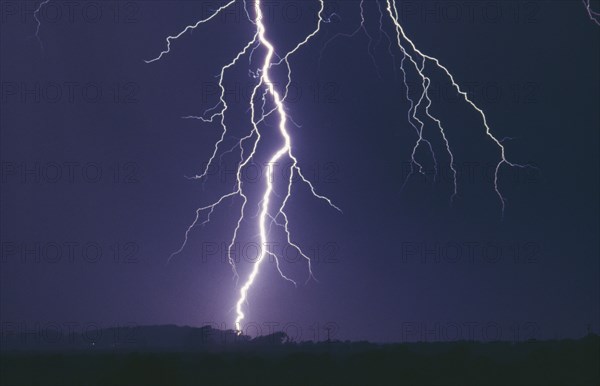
[0,326,598,385]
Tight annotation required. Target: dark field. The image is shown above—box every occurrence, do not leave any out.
[1,326,598,385]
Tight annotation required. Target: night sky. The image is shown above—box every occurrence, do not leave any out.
[1,0,598,343]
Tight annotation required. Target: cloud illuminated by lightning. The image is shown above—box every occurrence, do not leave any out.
[146,0,535,332]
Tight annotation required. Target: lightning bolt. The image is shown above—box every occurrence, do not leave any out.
[147,0,534,332]
[146,0,340,333]
[583,0,600,25]
[320,0,379,76]
[33,0,51,51]
[384,0,536,212]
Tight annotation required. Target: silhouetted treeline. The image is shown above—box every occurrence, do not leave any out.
[1,326,598,385]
